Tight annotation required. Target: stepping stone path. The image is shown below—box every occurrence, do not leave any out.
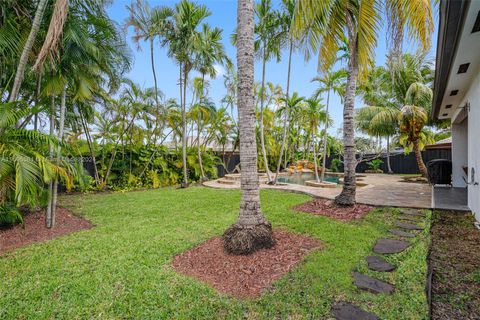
[373,238,410,254]
[332,301,379,320]
[396,221,423,231]
[353,272,394,294]
[366,256,395,272]
[389,229,415,238]
[344,208,428,319]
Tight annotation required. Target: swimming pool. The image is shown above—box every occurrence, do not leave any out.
[277,172,339,185]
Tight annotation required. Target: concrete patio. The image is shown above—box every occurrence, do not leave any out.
[204,174,433,209]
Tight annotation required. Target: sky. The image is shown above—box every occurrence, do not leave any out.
[106,0,439,135]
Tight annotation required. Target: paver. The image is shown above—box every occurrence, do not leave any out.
[366,256,395,272]
[332,301,379,320]
[389,229,415,238]
[396,221,423,231]
[353,272,394,294]
[373,238,410,254]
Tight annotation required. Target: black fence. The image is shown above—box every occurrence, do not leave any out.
[215,148,452,176]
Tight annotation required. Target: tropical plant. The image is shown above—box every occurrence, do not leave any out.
[222,0,274,255]
[193,23,230,180]
[302,98,328,182]
[166,0,210,188]
[367,159,383,171]
[293,0,434,205]
[252,0,283,182]
[311,69,346,181]
[0,102,73,213]
[125,0,173,108]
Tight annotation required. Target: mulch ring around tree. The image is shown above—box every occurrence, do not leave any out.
[172,229,322,299]
[294,198,373,221]
[0,207,94,255]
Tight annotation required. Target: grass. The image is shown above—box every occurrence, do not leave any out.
[0,187,430,319]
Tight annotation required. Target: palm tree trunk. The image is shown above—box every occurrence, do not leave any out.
[48,85,66,228]
[312,137,320,182]
[334,24,358,206]
[273,41,293,184]
[181,65,189,188]
[320,88,331,181]
[413,140,428,177]
[386,135,393,174]
[259,45,271,182]
[150,38,160,108]
[222,0,274,255]
[79,111,100,185]
[197,74,207,181]
[8,0,49,102]
[46,95,55,228]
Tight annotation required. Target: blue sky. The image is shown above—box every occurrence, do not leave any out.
[106,0,438,135]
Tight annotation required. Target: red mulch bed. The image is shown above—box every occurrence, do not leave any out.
[294,198,373,221]
[0,207,93,255]
[172,229,322,298]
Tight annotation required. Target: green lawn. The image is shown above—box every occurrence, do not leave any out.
[0,187,430,319]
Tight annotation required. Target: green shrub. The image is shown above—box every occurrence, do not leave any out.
[330,158,343,172]
[0,204,23,227]
[367,159,384,171]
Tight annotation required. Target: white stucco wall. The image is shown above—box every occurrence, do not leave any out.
[461,70,480,222]
[451,119,468,187]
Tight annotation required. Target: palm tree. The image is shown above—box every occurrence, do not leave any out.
[273,92,304,182]
[8,0,49,102]
[356,54,434,177]
[398,85,433,177]
[167,0,210,188]
[293,0,433,205]
[193,24,230,181]
[125,0,173,109]
[222,0,274,255]
[0,102,72,209]
[253,0,282,182]
[311,69,347,181]
[302,98,328,182]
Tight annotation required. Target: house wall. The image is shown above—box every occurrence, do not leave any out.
[461,69,480,222]
[451,119,468,187]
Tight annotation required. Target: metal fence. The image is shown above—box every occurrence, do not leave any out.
[215,148,452,177]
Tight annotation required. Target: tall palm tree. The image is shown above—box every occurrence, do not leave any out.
[8,0,49,102]
[311,69,346,181]
[193,24,230,181]
[302,98,328,182]
[273,92,303,182]
[125,0,173,109]
[253,0,282,183]
[293,0,433,205]
[167,0,210,188]
[222,0,274,255]
[272,0,296,184]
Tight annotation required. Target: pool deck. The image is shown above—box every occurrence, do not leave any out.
[203,173,432,209]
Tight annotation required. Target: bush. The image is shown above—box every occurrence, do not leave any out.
[330,159,343,172]
[0,204,23,228]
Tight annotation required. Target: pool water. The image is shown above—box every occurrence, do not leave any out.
[277,172,339,185]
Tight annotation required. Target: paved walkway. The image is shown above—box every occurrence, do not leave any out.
[203,174,432,209]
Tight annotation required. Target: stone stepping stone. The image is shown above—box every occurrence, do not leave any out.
[400,209,425,217]
[389,229,416,238]
[396,221,423,231]
[366,256,395,272]
[373,238,410,254]
[398,215,422,222]
[353,272,394,294]
[332,301,379,320]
